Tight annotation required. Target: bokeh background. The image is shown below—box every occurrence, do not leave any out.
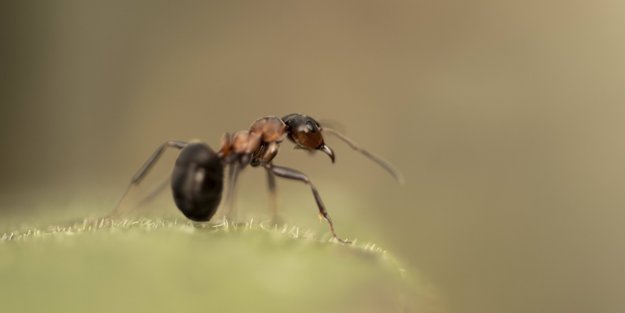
[2,1,625,313]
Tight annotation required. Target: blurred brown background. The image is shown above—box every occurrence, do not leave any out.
[2,1,625,313]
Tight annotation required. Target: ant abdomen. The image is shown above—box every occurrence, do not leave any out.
[171,143,224,222]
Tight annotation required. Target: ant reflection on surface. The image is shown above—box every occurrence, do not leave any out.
[109,113,403,243]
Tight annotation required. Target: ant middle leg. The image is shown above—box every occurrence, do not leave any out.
[107,140,187,218]
[263,164,350,243]
[265,168,282,225]
[223,162,242,222]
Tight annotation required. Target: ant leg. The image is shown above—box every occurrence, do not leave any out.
[263,164,350,243]
[265,168,282,225]
[107,140,187,218]
[130,140,187,184]
[323,128,405,184]
[136,176,171,207]
[224,163,241,222]
[111,175,171,218]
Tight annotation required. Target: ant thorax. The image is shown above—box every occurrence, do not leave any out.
[231,131,261,155]
[218,116,288,161]
[249,116,287,143]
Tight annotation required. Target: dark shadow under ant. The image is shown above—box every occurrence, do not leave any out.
[108,114,403,243]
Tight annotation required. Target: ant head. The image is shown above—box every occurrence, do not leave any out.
[282,113,335,163]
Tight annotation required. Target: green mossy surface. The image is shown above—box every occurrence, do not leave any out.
[1,218,438,313]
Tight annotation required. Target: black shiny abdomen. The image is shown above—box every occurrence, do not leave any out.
[171,143,224,221]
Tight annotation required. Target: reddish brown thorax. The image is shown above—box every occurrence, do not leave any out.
[231,131,261,155]
[219,116,287,160]
[249,117,287,143]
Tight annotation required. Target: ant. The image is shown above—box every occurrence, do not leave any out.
[110,113,403,243]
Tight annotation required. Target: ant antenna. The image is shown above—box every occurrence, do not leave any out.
[317,118,347,134]
[322,127,405,184]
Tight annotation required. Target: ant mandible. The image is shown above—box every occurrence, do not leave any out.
[110,113,403,243]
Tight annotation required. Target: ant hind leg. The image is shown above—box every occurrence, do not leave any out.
[106,140,187,218]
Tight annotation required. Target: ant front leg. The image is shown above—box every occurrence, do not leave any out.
[107,140,187,218]
[262,163,350,243]
[252,142,282,224]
